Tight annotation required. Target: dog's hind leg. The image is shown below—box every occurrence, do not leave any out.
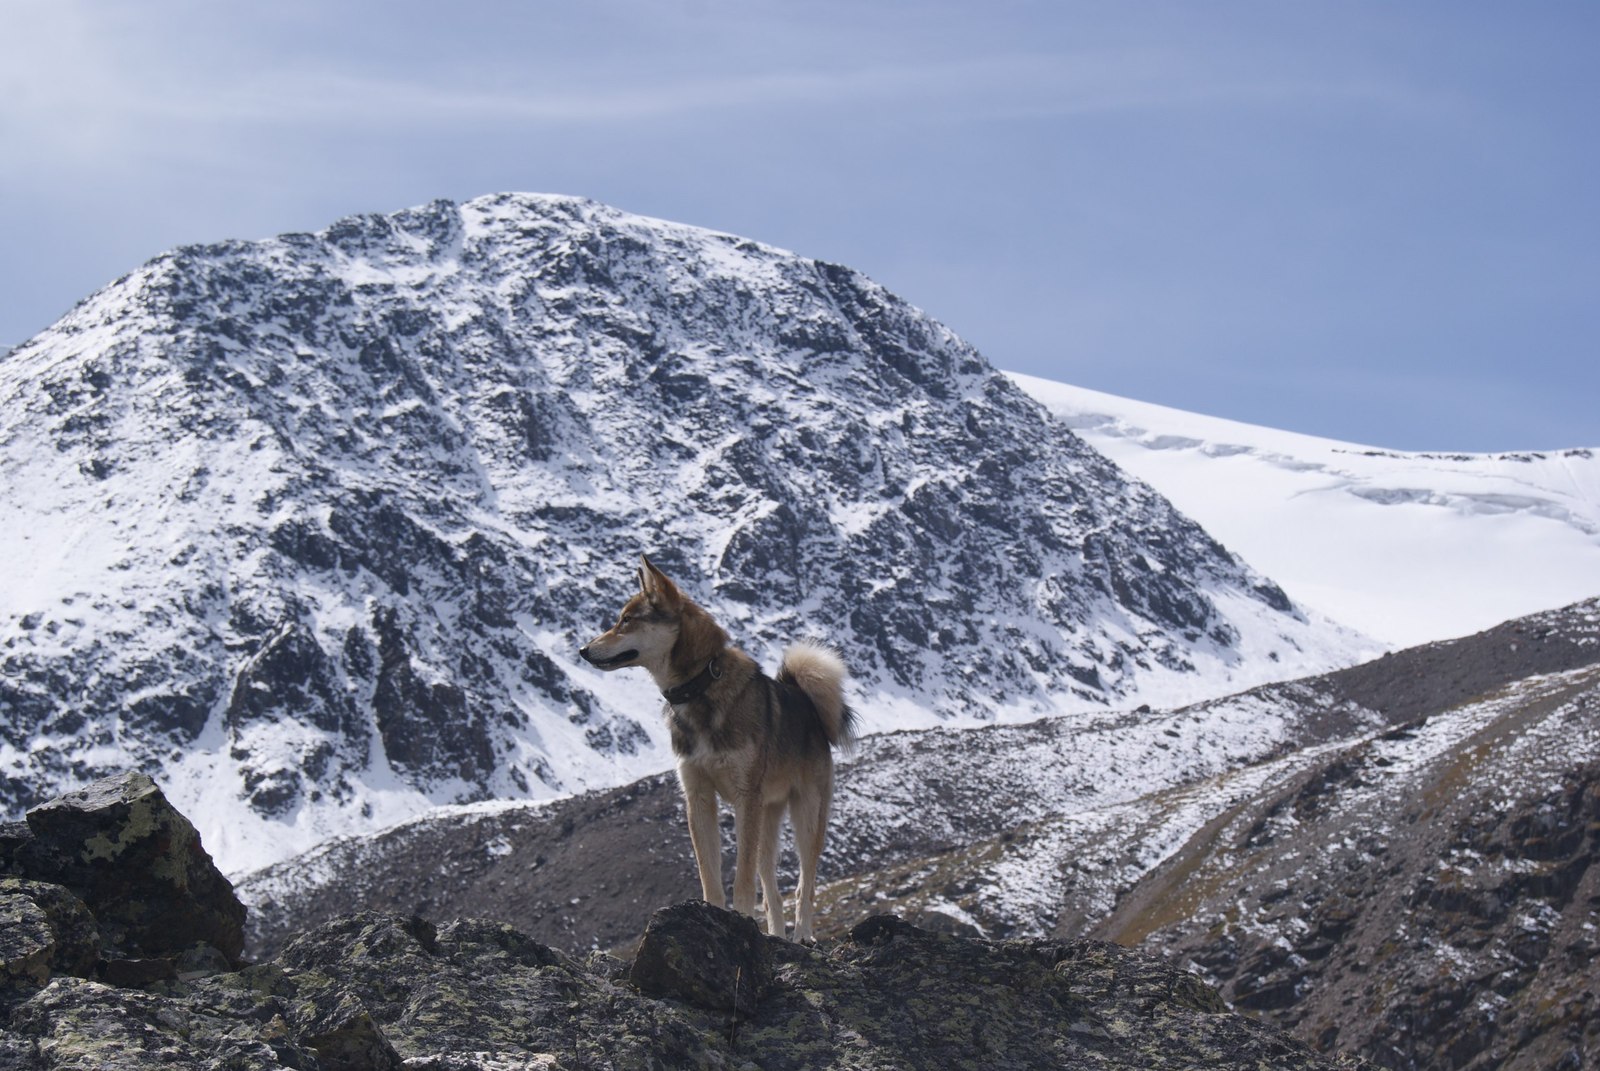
[758,799,786,937]
[789,772,832,943]
[679,766,725,907]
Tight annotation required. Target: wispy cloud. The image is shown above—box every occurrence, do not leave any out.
[2,0,1451,166]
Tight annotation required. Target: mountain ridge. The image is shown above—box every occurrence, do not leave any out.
[237,595,1600,953]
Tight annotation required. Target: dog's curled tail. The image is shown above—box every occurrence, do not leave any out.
[779,641,858,752]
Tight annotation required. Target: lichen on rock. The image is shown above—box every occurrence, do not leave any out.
[16,771,245,966]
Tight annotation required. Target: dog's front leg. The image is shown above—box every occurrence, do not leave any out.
[729,792,762,918]
[679,768,725,907]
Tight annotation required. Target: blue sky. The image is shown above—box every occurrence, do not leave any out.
[3,1,1595,451]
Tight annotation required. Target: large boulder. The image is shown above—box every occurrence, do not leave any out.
[11,772,245,967]
[629,900,773,1015]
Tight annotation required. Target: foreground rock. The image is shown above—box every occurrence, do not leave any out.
[0,772,1365,1069]
[6,905,1364,1071]
[1,771,244,993]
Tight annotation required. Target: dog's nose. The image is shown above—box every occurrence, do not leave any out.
[578,644,595,664]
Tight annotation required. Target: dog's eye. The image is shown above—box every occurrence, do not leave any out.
[618,613,633,626]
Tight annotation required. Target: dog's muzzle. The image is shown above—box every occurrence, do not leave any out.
[580,644,638,669]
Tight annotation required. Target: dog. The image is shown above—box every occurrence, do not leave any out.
[579,556,856,941]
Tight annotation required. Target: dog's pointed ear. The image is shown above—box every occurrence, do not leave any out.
[638,555,682,606]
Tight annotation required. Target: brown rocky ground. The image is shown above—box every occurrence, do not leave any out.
[1093,664,1600,1071]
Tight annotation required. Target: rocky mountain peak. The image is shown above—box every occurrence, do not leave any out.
[0,193,1364,872]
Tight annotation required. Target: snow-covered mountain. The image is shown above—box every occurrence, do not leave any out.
[1012,375,1600,648]
[0,193,1363,875]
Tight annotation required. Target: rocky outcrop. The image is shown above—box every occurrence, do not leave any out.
[1,771,244,999]
[8,772,245,967]
[0,772,1363,1070]
[13,907,1371,1071]
[1093,662,1600,1071]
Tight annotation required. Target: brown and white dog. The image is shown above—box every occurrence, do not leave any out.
[579,556,855,941]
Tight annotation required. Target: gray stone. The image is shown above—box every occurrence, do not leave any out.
[21,772,245,966]
[0,879,99,990]
[628,899,773,1015]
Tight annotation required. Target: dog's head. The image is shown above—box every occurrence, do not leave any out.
[578,556,687,673]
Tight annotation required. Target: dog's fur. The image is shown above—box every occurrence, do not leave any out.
[579,556,855,941]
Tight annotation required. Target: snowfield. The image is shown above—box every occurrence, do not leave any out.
[1011,373,1600,648]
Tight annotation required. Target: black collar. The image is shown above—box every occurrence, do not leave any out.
[662,657,722,705]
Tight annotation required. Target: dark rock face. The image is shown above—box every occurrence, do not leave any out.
[10,772,245,967]
[0,192,1346,873]
[0,881,99,988]
[0,769,1362,1070]
[629,900,772,1015]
